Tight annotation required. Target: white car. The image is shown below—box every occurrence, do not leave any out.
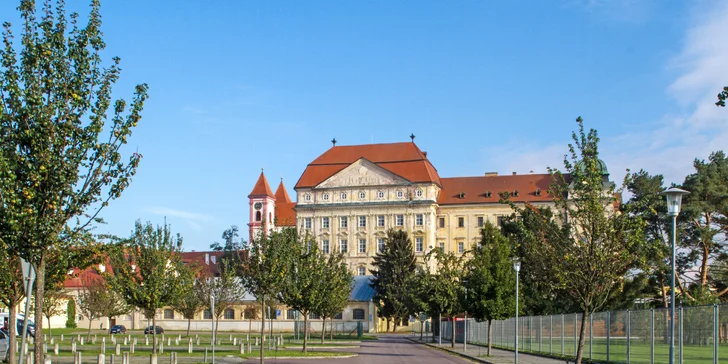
[0,329,8,362]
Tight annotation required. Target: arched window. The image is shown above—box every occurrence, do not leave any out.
[269,212,272,221]
[353,309,365,320]
[255,211,261,221]
[224,308,235,319]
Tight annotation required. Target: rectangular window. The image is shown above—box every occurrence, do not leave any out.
[224,309,235,319]
[359,216,366,227]
[309,313,320,320]
[477,216,484,227]
[439,217,445,228]
[415,237,423,253]
[377,215,385,227]
[340,216,348,228]
[353,309,365,320]
[164,309,174,319]
[322,240,329,254]
[287,310,297,320]
[322,217,329,229]
[396,215,404,226]
[358,266,366,276]
[439,242,445,251]
[340,239,348,253]
[304,218,312,229]
[497,216,504,227]
[359,239,366,253]
[378,238,385,253]
[415,214,423,226]
[334,312,343,320]
[458,242,464,253]
[203,310,212,320]
[458,217,465,228]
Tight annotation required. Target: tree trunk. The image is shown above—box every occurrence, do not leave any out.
[215,314,220,337]
[320,317,326,344]
[451,316,456,348]
[46,316,52,338]
[186,318,191,337]
[152,315,158,354]
[248,318,252,337]
[302,312,309,353]
[34,258,46,364]
[386,319,390,332]
[259,298,265,364]
[575,311,588,364]
[8,302,18,364]
[87,315,93,340]
[487,319,492,356]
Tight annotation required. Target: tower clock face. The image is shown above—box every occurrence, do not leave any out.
[254,202,262,210]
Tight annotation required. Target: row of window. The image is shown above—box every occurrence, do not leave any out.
[437,215,506,228]
[305,214,425,229]
[303,189,425,202]
[185,309,366,321]
[320,236,425,254]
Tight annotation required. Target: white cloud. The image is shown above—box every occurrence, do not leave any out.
[485,2,728,186]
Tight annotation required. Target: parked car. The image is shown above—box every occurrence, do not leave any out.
[0,328,9,362]
[109,325,126,334]
[144,326,164,334]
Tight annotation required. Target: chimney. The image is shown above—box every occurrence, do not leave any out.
[512,172,517,175]
[205,253,210,265]
[423,151,427,157]
[484,172,498,177]
[211,255,217,264]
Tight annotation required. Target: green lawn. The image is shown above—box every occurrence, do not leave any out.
[479,338,724,364]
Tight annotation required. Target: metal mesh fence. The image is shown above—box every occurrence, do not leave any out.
[436,304,725,364]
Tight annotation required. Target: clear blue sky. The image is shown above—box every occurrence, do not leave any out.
[2,1,726,251]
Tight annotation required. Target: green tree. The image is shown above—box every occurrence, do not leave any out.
[678,151,728,301]
[370,229,419,331]
[172,264,204,337]
[238,228,294,364]
[65,299,77,328]
[717,86,727,107]
[77,276,109,340]
[465,222,517,356]
[0,254,25,364]
[0,2,148,363]
[508,117,643,364]
[107,221,188,355]
[419,249,466,348]
[35,284,67,337]
[197,258,244,337]
[281,238,327,352]
[313,249,352,344]
[210,225,247,262]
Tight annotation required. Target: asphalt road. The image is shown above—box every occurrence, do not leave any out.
[264,335,473,364]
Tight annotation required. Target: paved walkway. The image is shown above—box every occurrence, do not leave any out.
[408,337,568,364]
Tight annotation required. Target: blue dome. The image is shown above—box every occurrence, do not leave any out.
[575,159,609,176]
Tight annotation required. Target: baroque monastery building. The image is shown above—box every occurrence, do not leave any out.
[247,140,561,276]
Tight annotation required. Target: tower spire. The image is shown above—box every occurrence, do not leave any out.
[410,133,415,142]
[331,138,337,146]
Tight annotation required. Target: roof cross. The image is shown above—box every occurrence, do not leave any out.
[331,138,337,146]
[410,133,415,142]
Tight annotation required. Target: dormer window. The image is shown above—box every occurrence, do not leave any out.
[513,190,519,197]
[415,189,423,198]
[359,191,366,199]
[535,189,542,196]
[340,192,347,200]
[396,190,404,198]
[377,191,385,199]
[323,193,329,201]
[304,193,311,201]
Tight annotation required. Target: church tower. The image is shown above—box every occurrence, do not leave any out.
[248,170,276,242]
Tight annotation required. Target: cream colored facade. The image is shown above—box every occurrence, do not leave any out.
[294,159,440,275]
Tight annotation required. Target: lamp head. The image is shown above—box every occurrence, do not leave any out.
[660,187,690,217]
[512,257,521,272]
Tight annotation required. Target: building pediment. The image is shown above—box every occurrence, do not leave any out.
[315,158,410,189]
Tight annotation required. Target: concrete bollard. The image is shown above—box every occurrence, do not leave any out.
[246,334,249,341]
[228,334,232,341]
[102,337,106,343]
[80,338,84,346]
[203,348,208,363]
[149,354,157,364]
[23,342,28,355]
[97,353,105,364]
[233,337,237,346]
[145,337,149,346]
[44,334,48,341]
[77,335,81,342]
[188,341,192,354]
[248,342,251,353]
[239,342,244,354]
[195,338,199,346]
[159,341,164,354]
[122,353,129,364]
[54,343,59,355]
[43,343,47,353]
[167,338,170,346]
[50,337,54,345]
[111,354,115,364]
[14,341,18,354]
[44,357,51,364]
[255,337,258,346]
[174,338,178,346]
[61,334,64,341]
[123,338,127,345]
[26,355,31,364]
[116,344,121,355]
[74,351,82,364]
[101,342,105,353]
[130,342,135,354]
[72,341,77,353]
[133,338,137,345]
[177,335,181,341]
[171,352,177,364]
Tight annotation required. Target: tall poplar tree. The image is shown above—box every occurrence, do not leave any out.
[418,249,466,348]
[315,250,352,343]
[0,2,148,363]
[717,86,727,107]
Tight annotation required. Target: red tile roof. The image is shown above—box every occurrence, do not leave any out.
[275,202,297,226]
[249,171,274,198]
[295,142,441,188]
[275,180,293,203]
[437,174,558,205]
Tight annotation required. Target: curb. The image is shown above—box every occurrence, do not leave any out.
[244,354,358,360]
[405,338,496,364]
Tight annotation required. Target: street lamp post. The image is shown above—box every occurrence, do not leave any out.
[210,294,216,364]
[464,285,468,352]
[661,187,689,364]
[513,259,521,364]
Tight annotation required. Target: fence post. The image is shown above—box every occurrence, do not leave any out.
[539,316,542,353]
[550,315,553,355]
[651,309,655,364]
[678,306,683,364]
[589,313,593,361]
[607,311,611,363]
[627,310,631,364]
[561,314,564,357]
[714,305,719,364]
[574,313,578,357]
